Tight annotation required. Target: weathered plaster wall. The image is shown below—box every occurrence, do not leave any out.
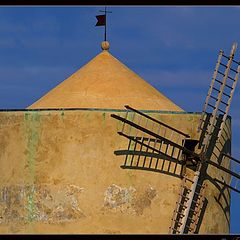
[0,109,230,233]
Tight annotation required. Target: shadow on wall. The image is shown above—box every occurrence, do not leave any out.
[113,114,231,233]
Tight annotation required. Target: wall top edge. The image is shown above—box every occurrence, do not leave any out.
[0,108,202,115]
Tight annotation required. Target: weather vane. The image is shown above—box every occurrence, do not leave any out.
[95,6,112,42]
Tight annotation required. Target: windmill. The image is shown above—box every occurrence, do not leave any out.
[110,42,240,234]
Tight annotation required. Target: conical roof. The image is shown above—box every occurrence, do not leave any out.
[28,42,183,111]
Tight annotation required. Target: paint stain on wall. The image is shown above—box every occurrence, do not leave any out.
[0,184,85,228]
[103,184,157,215]
[102,112,107,127]
[60,111,65,121]
[24,112,42,222]
[132,187,157,215]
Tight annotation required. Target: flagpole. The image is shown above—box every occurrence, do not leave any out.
[97,6,111,42]
[104,6,107,41]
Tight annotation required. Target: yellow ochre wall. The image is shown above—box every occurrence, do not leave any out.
[0,109,230,233]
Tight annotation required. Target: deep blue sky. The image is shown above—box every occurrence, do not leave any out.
[0,6,239,233]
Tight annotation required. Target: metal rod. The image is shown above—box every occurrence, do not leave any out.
[104,6,106,41]
[99,6,112,42]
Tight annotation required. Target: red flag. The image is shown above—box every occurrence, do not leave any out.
[95,15,106,26]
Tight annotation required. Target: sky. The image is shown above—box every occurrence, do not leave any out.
[0,5,239,233]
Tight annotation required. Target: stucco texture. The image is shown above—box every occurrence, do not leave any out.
[27,49,183,111]
[0,109,230,233]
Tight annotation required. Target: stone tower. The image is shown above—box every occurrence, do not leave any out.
[0,42,230,233]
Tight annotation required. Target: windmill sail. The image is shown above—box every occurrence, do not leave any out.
[198,43,240,154]
[111,105,198,177]
[169,173,207,234]
[197,42,240,194]
[111,42,240,234]
[207,153,240,194]
[170,43,240,234]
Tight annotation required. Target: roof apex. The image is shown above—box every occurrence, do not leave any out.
[28,45,183,111]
